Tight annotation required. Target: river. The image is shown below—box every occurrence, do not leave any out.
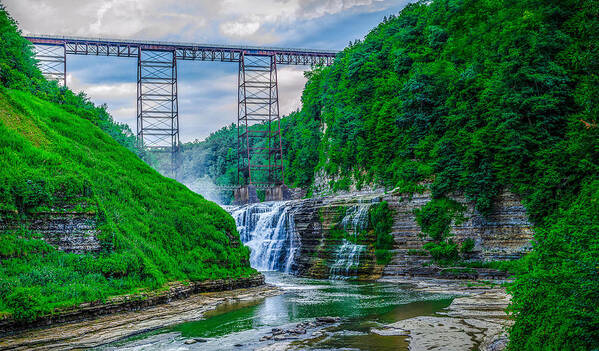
[96,201,455,350]
[97,272,452,350]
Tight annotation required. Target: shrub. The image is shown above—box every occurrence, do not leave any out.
[460,238,475,254]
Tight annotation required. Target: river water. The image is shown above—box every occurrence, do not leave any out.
[100,273,452,351]
[98,202,453,350]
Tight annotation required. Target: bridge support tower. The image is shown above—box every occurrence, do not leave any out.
[32,43,66,86]
[137,49,180,176]
[236,52,289,203]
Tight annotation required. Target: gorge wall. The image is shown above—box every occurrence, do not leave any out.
[0,209,101,254]
[228,189,533,280]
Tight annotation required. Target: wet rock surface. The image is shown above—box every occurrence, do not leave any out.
[375,277,512,351]
[255,317,341,350]
[0,284,280,350]
[0,211,101,253]
[257,189,533,280]
[0,274,266,334]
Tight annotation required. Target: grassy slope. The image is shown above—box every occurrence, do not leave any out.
[0,88,254,320]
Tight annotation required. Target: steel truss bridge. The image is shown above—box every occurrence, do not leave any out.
[26,34,336,186]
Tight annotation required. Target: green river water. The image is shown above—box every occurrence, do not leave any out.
[99,273,453,350]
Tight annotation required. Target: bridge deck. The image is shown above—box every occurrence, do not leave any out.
[25,34,338,65]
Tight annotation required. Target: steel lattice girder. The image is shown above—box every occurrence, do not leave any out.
[26,35,337,65]
[32,44,66,86]
[137,49,179,152]
[237,53,284,186]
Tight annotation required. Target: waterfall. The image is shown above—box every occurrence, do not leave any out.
[226,202,298,273]
[329,203,373,279]
[341,203,371,234]
[329,239,365,279]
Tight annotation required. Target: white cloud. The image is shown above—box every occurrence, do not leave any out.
[220,21,261,37]
[67,74,137,128]
[4,0,411,142]
[4,0,395,43]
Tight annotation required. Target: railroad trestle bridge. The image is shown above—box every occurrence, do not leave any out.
[26,35,336,200]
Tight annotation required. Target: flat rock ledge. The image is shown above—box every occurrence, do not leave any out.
[374,277,512,351]
[0,274,279,350]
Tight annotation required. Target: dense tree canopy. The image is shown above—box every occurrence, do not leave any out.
[174,1,598,349]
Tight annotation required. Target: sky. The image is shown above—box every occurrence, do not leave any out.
[3,0,413,142]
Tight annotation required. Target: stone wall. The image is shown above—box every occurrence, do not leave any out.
[289,193,385,279]
[286,189,533,280]
[0,212,101,253]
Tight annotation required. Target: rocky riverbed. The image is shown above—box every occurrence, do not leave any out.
[0,284,280,350]
[375,277,512,351]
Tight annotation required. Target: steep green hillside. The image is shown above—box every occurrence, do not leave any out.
[0,87,255,320]
[0,8,254,321]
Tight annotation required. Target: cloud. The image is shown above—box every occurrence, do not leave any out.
[3,0,414,143]
[3,0,215,40]
[67,74,137,126]
[220,21,261,37]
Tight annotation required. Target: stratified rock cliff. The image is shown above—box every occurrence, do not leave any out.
[282,189,533,280]
[0,208,101,254]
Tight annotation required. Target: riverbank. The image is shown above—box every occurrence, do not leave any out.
[0,275,277,350]
[376,277,512,351]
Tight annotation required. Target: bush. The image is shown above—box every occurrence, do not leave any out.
[6,287,43,321]
[460,238,475,254]
[369,201,395,264]
[423,240,459,262]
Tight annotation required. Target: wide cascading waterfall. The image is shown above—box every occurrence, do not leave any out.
[329,202,373,279]
[227,202,299,273]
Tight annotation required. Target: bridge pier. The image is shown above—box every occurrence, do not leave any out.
[233,185,292,205]
[32,43,66,86]
[234,185,259,205]
[264,185,292,202]
[237,52,284,186]
[137,49,179,154]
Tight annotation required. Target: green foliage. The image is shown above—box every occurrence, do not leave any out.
[369,201,395,264]
[460,238,475,254]
[423,240,458,262]
[507,180,599,350]
[5,287,43,321]
[414,198,464,241]
[0,8,255,321]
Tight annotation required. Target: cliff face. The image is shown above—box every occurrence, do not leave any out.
[286,189,532,280]
[382,190,533,279]
[0,211,101,254]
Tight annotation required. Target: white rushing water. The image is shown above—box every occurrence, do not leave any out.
[329,239,365,279]
[341,203,371,234]
[329,203,373,279]
[225,199,377,279]
[227,202,299,273]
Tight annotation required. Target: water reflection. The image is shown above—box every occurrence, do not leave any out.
[100,273,452,351]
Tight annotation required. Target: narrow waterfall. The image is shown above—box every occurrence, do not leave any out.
[227,202,298,273]
[329,239,365,279]
[341,203,371,234]
[329,203,373,279]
